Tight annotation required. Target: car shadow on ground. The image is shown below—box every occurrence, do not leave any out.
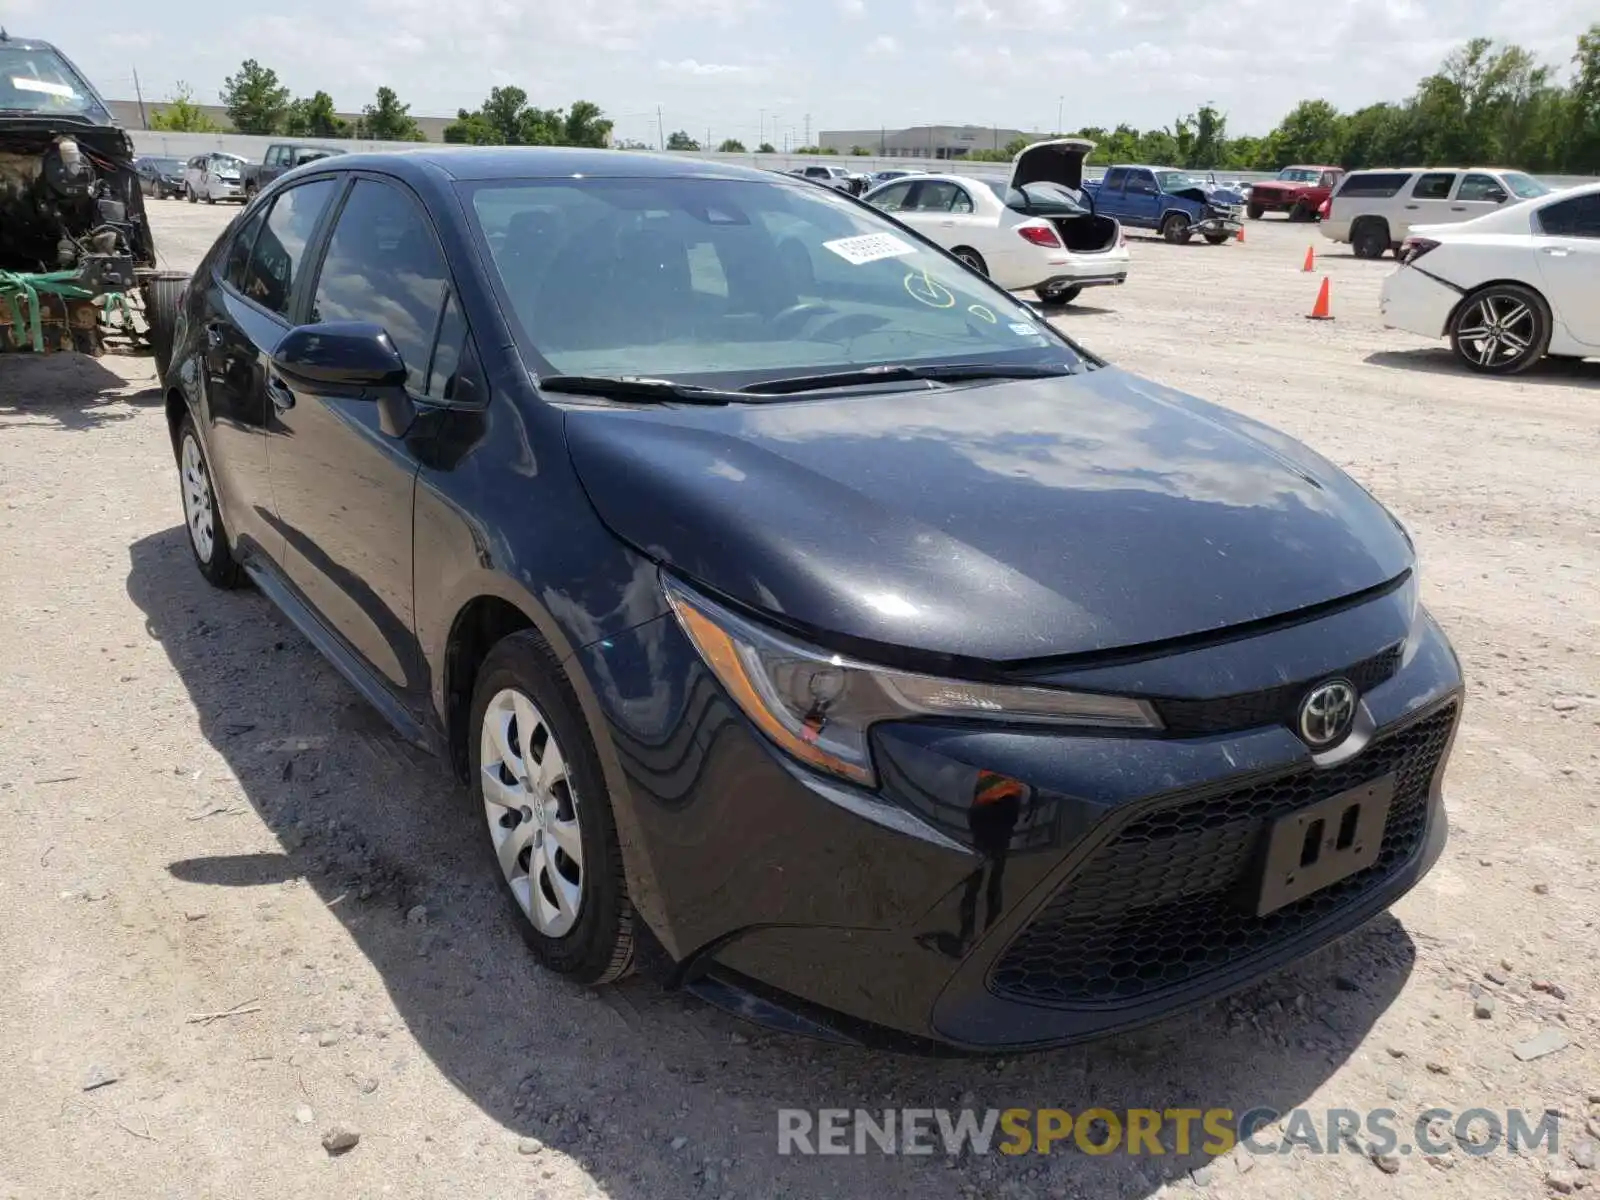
[129,525,1417,1199]
[1365,348,1600,388]
[0,352,161,432]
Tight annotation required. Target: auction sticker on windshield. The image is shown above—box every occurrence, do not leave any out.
[822,233,916,266]
[12,78,77,98]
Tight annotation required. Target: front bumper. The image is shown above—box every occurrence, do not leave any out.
[1380,266,1459,340]
[1196,207,1245,235]
[210,180,245,199]
[574,591,1462,1052]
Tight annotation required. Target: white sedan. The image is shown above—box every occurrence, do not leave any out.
[1381,182,1598,374]
[861,139,1129,305]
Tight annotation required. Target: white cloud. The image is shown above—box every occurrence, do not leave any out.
[657,58,760,77]
[837,0,867,17]
[865,35,901,58]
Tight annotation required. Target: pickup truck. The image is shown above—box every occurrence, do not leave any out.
[1082,165,1247,244]
[241,142,347,198]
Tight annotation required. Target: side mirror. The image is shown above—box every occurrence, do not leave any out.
[272,322,407,390]
[1487,189,1508,204]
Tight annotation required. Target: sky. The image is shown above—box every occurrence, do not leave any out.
[6,0,1594,147]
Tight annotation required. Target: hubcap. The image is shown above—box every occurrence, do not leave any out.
[181,435,215,563]
[480,689,584,938]
[1457,295,1535,367]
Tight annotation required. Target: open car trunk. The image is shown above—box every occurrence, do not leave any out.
[1046,213,1119,253]
[1008,136,1119,252]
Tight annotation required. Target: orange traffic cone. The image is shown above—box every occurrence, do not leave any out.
[1302,245,1315,272]
[1236,225,1245,243]
[1306,277,1333,320]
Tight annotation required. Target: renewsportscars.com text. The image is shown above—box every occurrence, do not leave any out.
[777,1106,1561,1158]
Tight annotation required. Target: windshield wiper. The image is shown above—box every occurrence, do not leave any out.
[738,361,1077,396]
[537,375,736,406]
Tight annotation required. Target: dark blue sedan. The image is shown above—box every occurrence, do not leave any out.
[162,147,1463,1051]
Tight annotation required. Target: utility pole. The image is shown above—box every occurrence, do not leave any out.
[133,66,148,130]
[657,105,663,151]
[706,126,711,152]
[759,108,765,146]
[1057,96,1063,135]
[804,113,810,149]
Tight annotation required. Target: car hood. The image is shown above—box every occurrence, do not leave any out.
[562,368,1412,665]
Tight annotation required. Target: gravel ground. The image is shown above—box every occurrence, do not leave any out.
[0,199,1596,1200]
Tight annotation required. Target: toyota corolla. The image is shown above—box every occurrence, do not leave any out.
[162,148,1463,1051]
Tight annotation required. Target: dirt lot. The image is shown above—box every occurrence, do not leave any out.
[1,199,1596,1200]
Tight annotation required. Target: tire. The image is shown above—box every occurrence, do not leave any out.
[469,631,635,986]
[176,417,244,589]
[186,185,197,204]
[205,190,216,205]
[1290,201,1314,222]
[1204,233,1231,245]
[1449,283,1551,376]
[143,276,185,382]
[1039,284,1082,305]
[1247,202,1264,220]
[1351,218,1389,259]
[1160,212,1193,244]
[952,247,987,275]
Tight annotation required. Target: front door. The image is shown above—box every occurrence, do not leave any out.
[1399,171,1456,238]
[266,174,460,708]
[1122,169,1162,229]
[1452,173,1509,223]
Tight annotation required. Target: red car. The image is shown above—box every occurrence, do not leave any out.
[1247,165,1343,221]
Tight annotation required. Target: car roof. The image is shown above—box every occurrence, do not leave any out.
[292,147,792,184]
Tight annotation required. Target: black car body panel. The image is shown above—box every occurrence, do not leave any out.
[563,370,1413,665]
[164,147,1463,1052]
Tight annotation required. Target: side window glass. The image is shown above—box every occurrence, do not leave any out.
[427,292,470,400]
[1412,172,1454,200]
[914,182,961,211]
[240,178,337,318]
[223,208,267,290]
[1538,195,1600,238]
[310,178,450,392]
[949,187,974,215]
[1457,174,1501,202]
[1129,171,1156,193]
[1103,167,1127,190]
[870,182,913,212]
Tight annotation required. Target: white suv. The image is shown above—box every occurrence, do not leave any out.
[1321,167,1555,259]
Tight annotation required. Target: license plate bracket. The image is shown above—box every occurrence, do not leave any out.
[1255,775,1395,917]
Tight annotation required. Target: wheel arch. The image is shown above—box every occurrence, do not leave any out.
[1445,277,1552,332]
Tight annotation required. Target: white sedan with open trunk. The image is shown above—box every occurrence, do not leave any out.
[861,139,1128,305]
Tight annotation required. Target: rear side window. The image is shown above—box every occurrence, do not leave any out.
[912,181,970,213]
[222,208,266,290]
[309,178,451,392]
[1411,172,1455,200]
[240,178,337,317]
[1537,194,1600,238]
[1335,172,1411,198]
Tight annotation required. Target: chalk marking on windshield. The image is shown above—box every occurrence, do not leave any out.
[967,304,997,324]
[903,270,955,309]
[822,233,916,266]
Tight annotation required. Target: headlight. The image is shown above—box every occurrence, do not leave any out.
[663,576,1161,786]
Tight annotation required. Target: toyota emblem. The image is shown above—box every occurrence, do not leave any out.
[1298,680,1358,748]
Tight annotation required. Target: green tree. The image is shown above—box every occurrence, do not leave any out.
[849,145,870,155]
[220,59,290,135]
[718,138,747,152]
[562,100,613,148]
[757,141,776,153]
[666,130,700,150]
[362,86,424,142]
[1564,23,1600,171]
[149,82,222,132]
[1188,105,1227,167]
[283,91,349,139]
[443,111,503,144]
[1270,99,1342,166]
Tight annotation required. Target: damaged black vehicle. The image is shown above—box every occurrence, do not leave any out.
[0,32,187,368]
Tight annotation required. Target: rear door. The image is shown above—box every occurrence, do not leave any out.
[266,174,462,708]
[1122,169,1161,228]
[1096,167,1129,221]
[1534,192,1600,347]
[1398,171,1456,238]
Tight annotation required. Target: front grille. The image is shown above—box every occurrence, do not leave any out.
[1153,644,1402,737]
[989,703,1456,1007]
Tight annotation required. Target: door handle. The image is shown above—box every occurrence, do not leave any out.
[1450,206,1466,211]
[940,220,955,227]
[1541,247,1570,257]
[266,374,295,413]
[1404,204,1420,209]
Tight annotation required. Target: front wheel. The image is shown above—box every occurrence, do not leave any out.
[186,185,197,204]
[1449,284,1551,376]
[176,417,244,589]
[1246,202,1264,220]
[469,631,635,985]
[1160,213,1193,244]
[1204,233,1231,245]
[143,275,186,381]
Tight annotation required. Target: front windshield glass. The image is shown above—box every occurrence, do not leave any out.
[1501,172,1551,200]
[1155,171,1204,190]
[469,176,1080,383]
[154,157,184,171]
[0,46,111,121]
[1278,168,1321,183]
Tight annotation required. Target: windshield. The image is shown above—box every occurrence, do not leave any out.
[1500,172,1551,200]
[153,157,184,171]
[0,45,112,121]
[469,176,1080,384]
[1277,168,1321,183]
[1155,171,1205,191]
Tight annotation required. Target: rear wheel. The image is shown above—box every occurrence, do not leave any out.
[177,417,244,589]
[1449,283,1551,376]
[952,246,987,275]
[1160,213,1193,244]
[143,275,186,381]
[1039,284,1082,306]
[1247,202,1264,220]
[1351,218,1390,259]
[469,631,635,985]
[1203,233,1231,245]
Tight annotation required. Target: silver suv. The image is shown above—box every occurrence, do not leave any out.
[1321,167,1554,258]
